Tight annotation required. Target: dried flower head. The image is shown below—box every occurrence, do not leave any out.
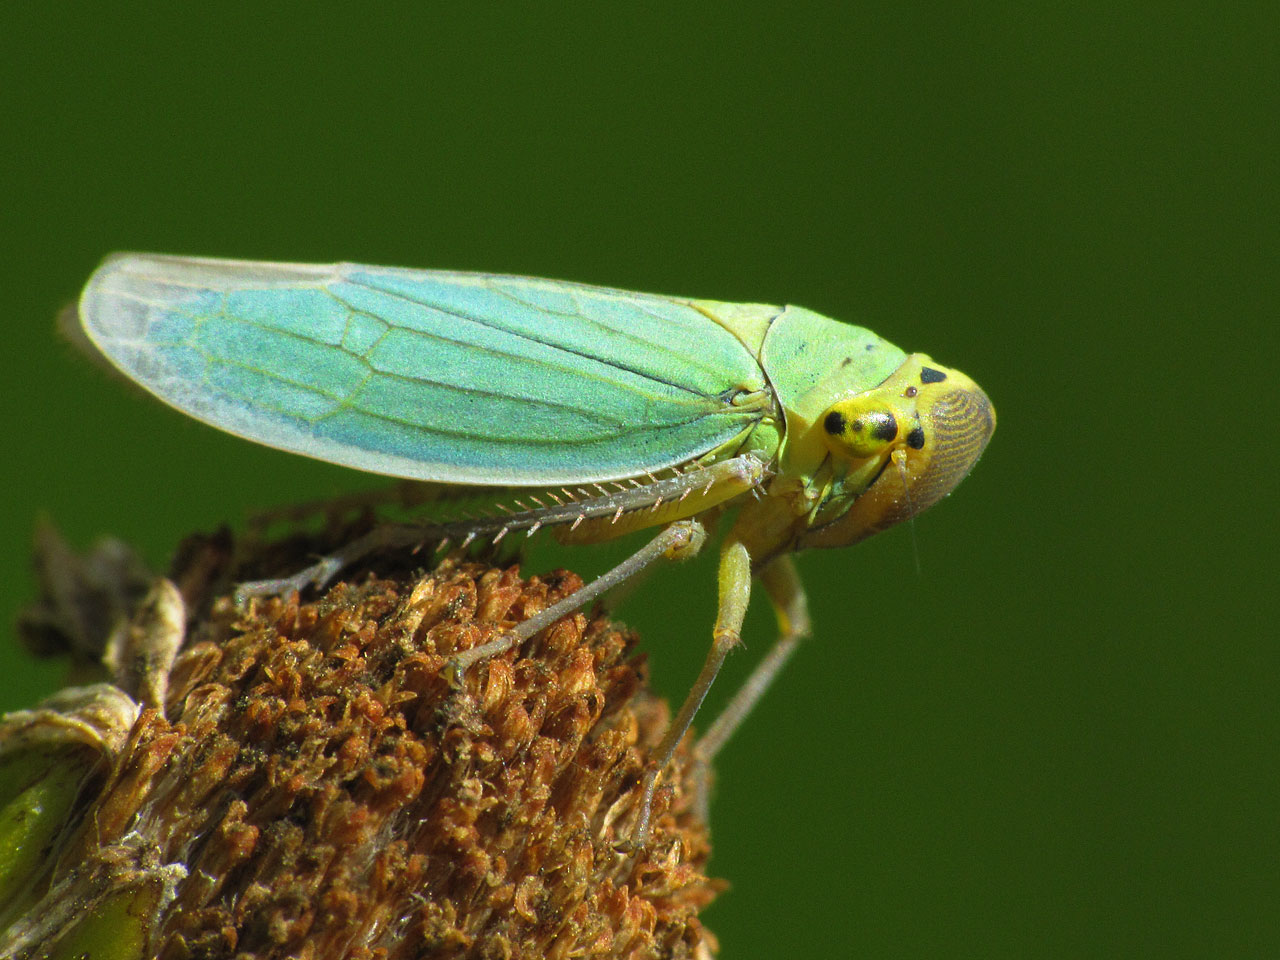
[2,528,721,959]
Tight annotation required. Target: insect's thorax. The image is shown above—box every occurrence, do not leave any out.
[724,306,903,558]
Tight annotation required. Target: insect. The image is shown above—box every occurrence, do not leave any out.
[78,253,995,845]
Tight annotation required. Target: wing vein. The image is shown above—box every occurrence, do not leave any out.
[344,275,712,399]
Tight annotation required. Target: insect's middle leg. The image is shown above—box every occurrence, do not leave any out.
[443,519,707,679]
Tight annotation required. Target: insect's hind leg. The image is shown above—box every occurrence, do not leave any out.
[236,483,451,601]
[235,522,438,603]
[236,454,768,603]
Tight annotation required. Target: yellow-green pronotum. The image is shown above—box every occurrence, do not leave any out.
[77,254,995,844]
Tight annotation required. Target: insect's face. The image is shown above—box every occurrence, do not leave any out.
[797,354,995,550]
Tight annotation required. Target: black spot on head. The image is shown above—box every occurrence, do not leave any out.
[871,411,898,442]
[824,410,847,435]
[906,426,926,449]
[920,366,947,384]
[841,357,852,367]
[864,342,876,351]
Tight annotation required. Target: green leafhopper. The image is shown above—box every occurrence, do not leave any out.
[78,254,995,843]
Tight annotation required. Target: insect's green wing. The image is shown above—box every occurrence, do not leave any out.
[79,255,774,485]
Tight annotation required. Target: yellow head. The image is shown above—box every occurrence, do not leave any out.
[798,354,996,550]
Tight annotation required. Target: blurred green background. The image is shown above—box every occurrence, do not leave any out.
[2,2,1274,956]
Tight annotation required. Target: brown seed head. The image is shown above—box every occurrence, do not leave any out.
[4,528,721,960]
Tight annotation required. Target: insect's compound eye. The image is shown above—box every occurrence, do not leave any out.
[821,398,901,460]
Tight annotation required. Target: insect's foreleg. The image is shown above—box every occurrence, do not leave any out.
[696,554,811,763]
[443,519,708,681]
[629,535,753,849]
[688,555,811,822]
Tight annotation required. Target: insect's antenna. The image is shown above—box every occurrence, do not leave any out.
[892,449,923,575]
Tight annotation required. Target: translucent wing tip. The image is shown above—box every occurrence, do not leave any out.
[80,253,338,347]
[79,253,168,356]
[85,253,336,297]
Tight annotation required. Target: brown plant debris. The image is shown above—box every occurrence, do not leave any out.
[3,528,721,960]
